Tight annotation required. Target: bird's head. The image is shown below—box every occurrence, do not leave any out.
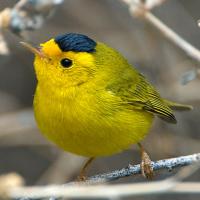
[22,33,128,90]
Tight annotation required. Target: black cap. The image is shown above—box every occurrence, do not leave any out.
[55,33,96,53]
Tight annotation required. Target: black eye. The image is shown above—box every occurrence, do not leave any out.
[60,58,72,68]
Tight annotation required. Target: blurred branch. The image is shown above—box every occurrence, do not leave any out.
[0,109,35,137]
[10,182,200,199]
[121,0,200,63]
[0,0,63,55]
[180,68,200,85]
[0,109,51,146]
[122,0,167,13]
[0,33,9,55]
[37,153,85,185]
[0,173,24,200]
[0,9,11,55]
[144,13,200,63]
[5,153,200,199]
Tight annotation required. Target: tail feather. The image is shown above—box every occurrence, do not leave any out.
[164,99,193,111]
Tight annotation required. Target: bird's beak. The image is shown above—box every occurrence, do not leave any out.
[20,42,46,58]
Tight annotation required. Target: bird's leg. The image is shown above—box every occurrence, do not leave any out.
[138,143,154,179]
[77,157,95,181]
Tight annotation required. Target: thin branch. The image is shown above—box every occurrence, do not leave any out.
[122,0,168,11]
[121,0,200,63]
[144,12,200,63]
[87,153,200,183]
[0,32,9,55]
[0,109,51,146]
[10,182,200,199]
[5,153,200,199]
[0,0,63,55]
[0,8,11,55]
[0,173,24,199]
[36,153,85,184]
[10,182,200,200]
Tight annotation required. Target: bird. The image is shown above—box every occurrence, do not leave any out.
[21,33,192,179]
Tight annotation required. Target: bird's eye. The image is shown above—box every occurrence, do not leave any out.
[60,58,72,68]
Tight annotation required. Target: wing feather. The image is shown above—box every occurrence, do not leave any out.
[107,70,177,123]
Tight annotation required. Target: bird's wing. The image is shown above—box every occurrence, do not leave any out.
[106,71,177,123]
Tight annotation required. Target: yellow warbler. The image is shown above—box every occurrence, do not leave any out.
[22,33,192,179]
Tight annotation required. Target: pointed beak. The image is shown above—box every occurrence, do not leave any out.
[20,42,46,58]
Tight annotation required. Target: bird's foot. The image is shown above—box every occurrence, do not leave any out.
[76,157,95,182]
[76,174,87,182]
[140,150,153,179]
[138,143,154,179]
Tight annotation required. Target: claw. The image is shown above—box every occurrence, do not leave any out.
[140,150,154,179]
[138,143,154,179]
[76,175,87,182]
[77,157,95,181]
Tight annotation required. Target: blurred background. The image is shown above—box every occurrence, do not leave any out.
[0,0,199,199]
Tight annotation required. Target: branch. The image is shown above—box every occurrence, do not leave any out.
[121,0,200,84]
[87,153,200,183]
[11,182,200,199]
[0,9,11,55]
[0,0,63,55]
[122,0,168,11]
[144,12,200,63]
[36,153,85,185]
[0,109,51,146]
[121,0,200,63]
[5,153,200,199]
[0,173,24,199]
[122,0,200,62]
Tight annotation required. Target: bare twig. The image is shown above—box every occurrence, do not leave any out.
[121,0,200,63]
[9,182,200,199]
[0,0,63,55]
[0,8,11,55]
[87,153,200,183]
[0,109,51,146]
[0,173,24,200]
[12,181,200,199]
[122,0,168,12]
[144,12,200,63]
[37,153,85,184]
[5,153,200,199]
[0,33,9,55]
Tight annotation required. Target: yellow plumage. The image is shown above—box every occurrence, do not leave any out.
[28,33,191,158]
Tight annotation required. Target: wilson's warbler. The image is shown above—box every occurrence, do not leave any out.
[22,33,192,179]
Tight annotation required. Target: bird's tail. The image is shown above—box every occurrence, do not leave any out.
[164,99,193,111]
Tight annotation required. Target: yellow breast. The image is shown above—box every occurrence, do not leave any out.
[34,84,153,157]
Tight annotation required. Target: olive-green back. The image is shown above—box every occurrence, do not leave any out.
[94,42,192,123]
